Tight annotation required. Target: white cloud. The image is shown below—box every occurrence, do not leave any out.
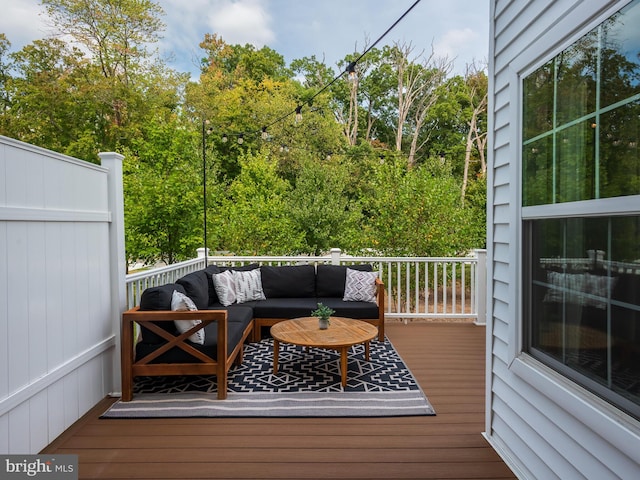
[434,27,483,66]
[0,1,50,49]
[208,0,274,48]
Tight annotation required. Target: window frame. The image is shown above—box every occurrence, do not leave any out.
[508,0,640,425]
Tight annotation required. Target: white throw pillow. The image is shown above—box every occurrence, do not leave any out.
[170,290,205,345]
[211,270,237,306]
[343,268,378,302]
[233,269,266,304]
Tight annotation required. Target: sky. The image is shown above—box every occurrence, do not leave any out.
[0,0,489,79]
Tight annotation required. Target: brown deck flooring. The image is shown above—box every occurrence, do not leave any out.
[42,323,515,479]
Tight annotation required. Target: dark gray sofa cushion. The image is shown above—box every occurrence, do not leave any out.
[316,264,373,297]
[260,265,316,298]
[138,283,185,343]
[140,283,185,310]
[246,298,320,318]
[176,270,210,310]
[315,297,380,319]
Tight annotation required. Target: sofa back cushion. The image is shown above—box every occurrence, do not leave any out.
[176,270,210,310]
[316,264,373,297]
[261,264,316,298]
[139,283,186,343]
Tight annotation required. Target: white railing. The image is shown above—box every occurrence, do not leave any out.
[125,248,487,324]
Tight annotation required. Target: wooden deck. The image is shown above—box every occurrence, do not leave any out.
[42,323,515,479]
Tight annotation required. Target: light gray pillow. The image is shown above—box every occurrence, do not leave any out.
[170,290,205,344]
[343,268,378,302]
[211,270,237,306]
[233,269,266,304]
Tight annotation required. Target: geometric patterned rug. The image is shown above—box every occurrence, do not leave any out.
[102,338,435,418]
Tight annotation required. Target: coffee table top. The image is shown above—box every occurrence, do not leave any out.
[270,317,378,349]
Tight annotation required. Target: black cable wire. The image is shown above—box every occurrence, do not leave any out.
[225,0,423,140]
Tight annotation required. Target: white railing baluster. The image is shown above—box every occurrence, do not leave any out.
[124,250,484,321]
[433,262,444,313]
[452,262,457,314]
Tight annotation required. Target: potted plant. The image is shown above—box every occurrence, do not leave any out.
[311,303,335,330]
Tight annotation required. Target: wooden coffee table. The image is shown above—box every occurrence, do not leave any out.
[270,317,378,387]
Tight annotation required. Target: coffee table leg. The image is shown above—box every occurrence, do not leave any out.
[340,347,348,387]
[273,339,280,374]
[365,341,370,361]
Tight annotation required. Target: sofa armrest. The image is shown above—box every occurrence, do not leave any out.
[121,307,228,401]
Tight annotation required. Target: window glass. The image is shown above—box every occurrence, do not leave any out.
[599,99,640,198]
[555,32,598,126]
[556,120,596,202]
[527,216,640,418]
[523,60,554,141]
[522,135,554,206]
[600,3,640,107]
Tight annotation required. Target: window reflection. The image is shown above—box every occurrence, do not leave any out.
[528,217,640,416]
[556,120,596,202]
[523,61,554,141]
[555,32,598,126]
[600,100,640,198]
[600,4,640,107]
[522,0,640,206]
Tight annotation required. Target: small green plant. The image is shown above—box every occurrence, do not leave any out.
[311,303,335,321]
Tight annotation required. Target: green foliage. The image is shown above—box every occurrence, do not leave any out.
[364,156,481,256]
[213,150,305,254]
[123,116,203,265]
[286,157,362,255]
[0,2,488,264]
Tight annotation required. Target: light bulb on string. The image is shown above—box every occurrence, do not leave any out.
[346,61,357,82]
[237,134,244,145]
[295,105,303,123]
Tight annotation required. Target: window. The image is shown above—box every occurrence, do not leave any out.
[522,0,640,419]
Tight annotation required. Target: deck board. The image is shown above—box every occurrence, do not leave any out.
[42,323,516,479]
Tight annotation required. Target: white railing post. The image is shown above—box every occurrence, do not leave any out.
[330,248,342,265]
[99,151,126,395]
[474,249,487,325]
[197,247,209,259]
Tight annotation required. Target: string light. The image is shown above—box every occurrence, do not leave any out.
[221,133,228,143]
[347,61,357,82]
[211,0,422,144]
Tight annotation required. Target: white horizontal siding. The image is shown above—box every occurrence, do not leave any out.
[487,1,640,478]
[0,136,121,453]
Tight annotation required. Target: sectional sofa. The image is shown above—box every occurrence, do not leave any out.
[121,263,385,401]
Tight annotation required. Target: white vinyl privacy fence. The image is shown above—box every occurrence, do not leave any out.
[0,136,126,454]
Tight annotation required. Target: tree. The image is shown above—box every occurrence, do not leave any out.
[287,158,362,255]
[364,156,480,256]
[461,64,488,202]
[123,115,204,265]
[215,150,304,254]
[42,0,164,84]
[389,42,450,168]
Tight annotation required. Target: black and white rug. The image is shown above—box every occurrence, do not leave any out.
[102,338,435,418]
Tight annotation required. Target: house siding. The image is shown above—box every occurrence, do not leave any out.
[487,1,640,479]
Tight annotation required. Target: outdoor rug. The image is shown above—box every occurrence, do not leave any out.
[102,337,435,418]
